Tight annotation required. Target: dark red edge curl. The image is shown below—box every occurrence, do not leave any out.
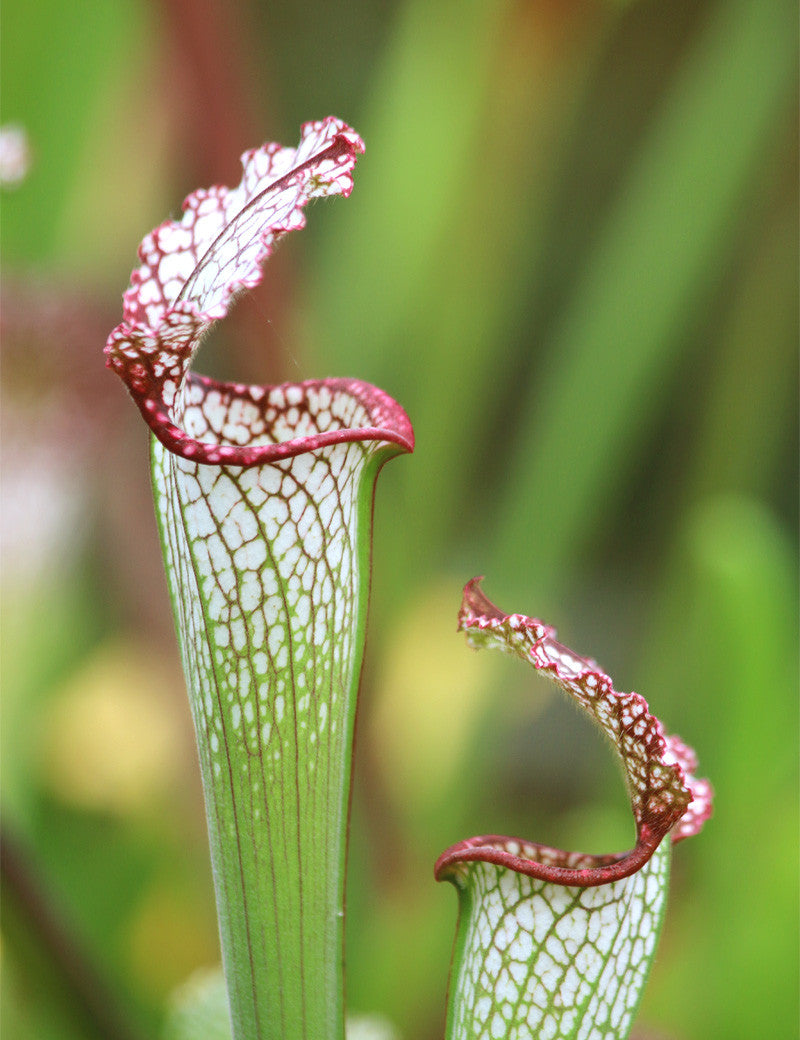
[434,827,665,889]
[435,577,706,889]
[134,373,414,466]
[103,125,410,466]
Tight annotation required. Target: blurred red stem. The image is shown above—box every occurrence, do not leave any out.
[158,0,294,383]
[0,827,146,1040]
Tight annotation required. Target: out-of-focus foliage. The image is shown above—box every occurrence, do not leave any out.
[1,1,796,1038]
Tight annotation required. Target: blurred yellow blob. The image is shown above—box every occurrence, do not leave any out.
[40,639,186,814]
[370,582,498,815]
[126,884,219,999]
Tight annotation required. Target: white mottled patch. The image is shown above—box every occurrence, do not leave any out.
[444,840,670,1040]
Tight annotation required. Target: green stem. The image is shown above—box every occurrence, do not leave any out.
[152,395,406,1040]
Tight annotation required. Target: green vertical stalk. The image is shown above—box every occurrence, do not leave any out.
[151,390,408,1039]
[105,118,413,1039]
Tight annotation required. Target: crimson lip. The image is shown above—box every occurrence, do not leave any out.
[436,578,712,889]
[103,118,408,468]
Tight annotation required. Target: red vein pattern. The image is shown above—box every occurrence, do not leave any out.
[436,580,711,1040]
[444,839,671,1040]
[152,381,409,1039]
[103,117,414,466]
[105,119,413,1039]
[436,578,712,887]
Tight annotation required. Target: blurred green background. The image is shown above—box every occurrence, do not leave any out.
[1,1,797,1038]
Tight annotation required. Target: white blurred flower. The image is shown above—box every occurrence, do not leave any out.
[0,124,31,187]
[346,1013,401,1040]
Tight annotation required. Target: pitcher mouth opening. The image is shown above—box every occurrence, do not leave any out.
[435,578,712,890]
[132,372,414,467]
[103,118,413,468]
